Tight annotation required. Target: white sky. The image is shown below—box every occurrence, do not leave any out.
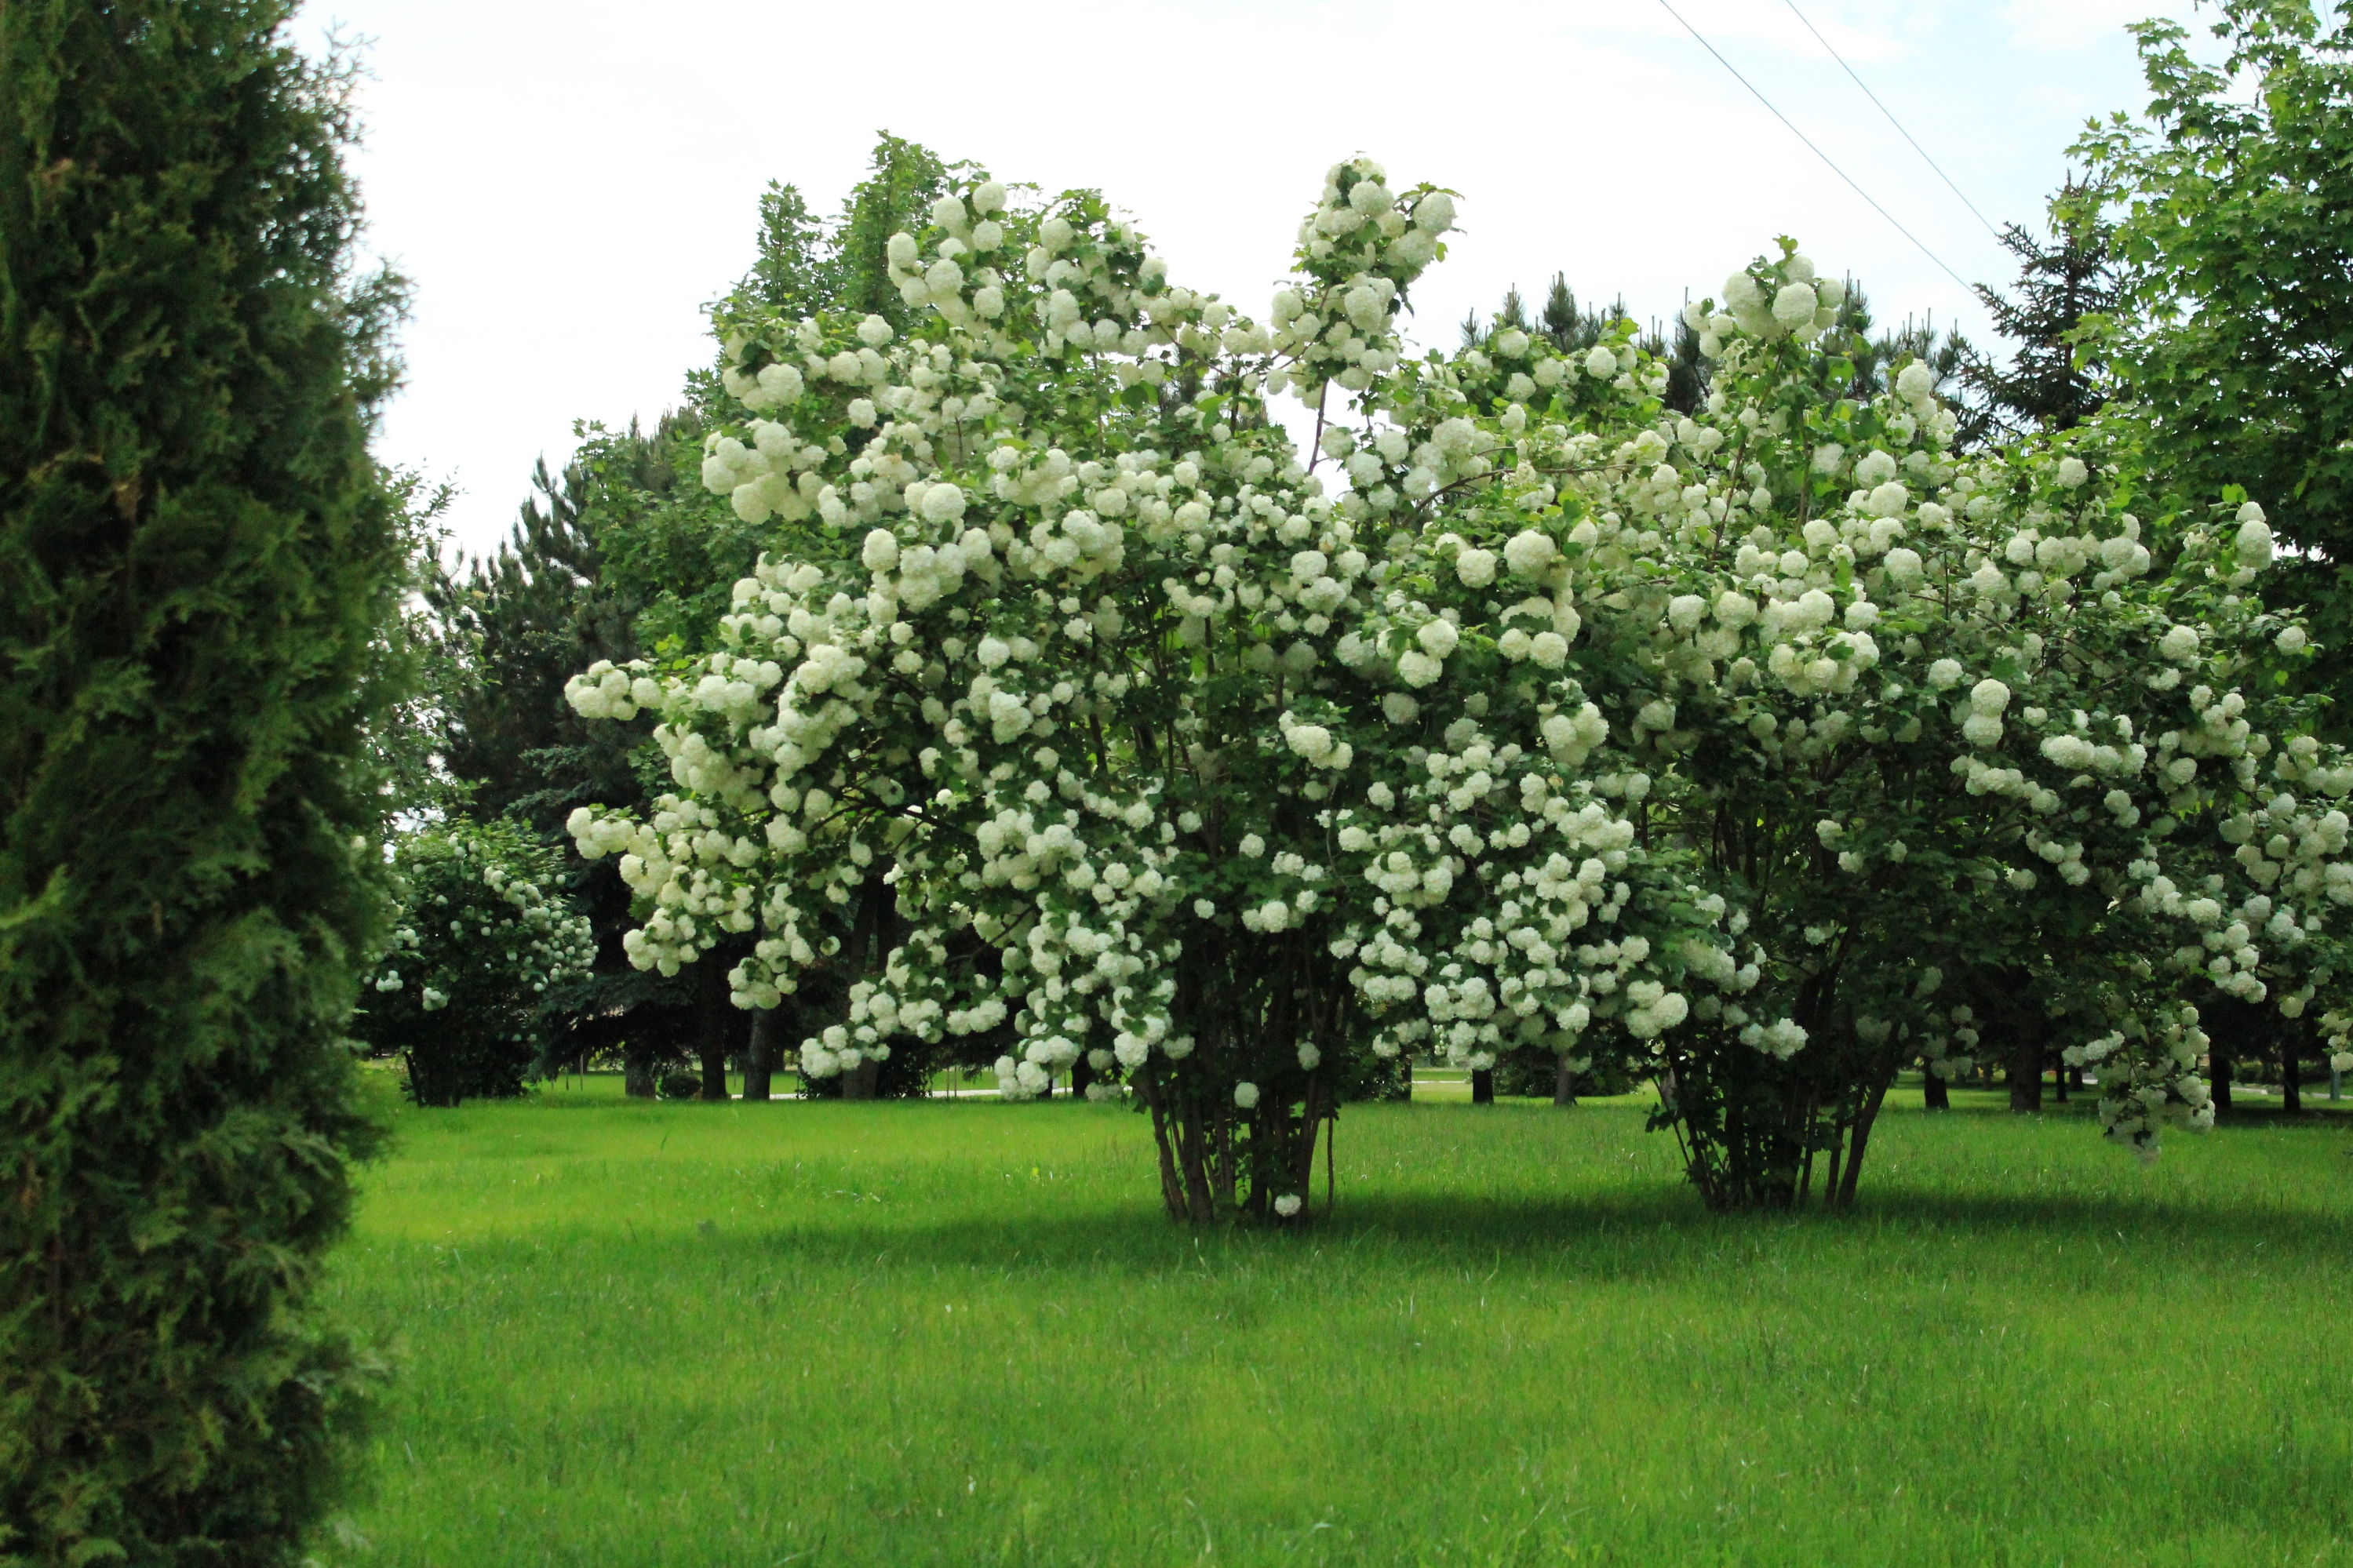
[307,0,2202,558]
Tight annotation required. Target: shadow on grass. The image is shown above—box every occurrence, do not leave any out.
[638,1175,2351,1291]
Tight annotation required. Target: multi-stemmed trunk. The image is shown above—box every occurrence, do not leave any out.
[1553,1051,1578,1107]
[1137,926,1347,1224]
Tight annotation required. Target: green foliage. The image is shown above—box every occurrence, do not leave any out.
[0,2,403,1558]
[2078,2,2353,571]
[719,133,967,341]
[353,823,596,1107]
[332,1090,2353,1565]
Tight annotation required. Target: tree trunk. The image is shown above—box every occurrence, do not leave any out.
[1923,1068,1950,1111]
[624,1040,658,1099]
[2282,1026,2302,1115]
[2009,1024,2045,1113]
[1071,1053,1095,1101]
[842,1057,880,1101]
[1553,1051,1577,1108]
[2211,1049,2233,1114]
[1470,1067,1495,1105]
[1401,1056,1414,1101]
[1832,1069,1895,1209]
[741,1007,776,1102]
[695,958,732,1101]
[2053,1060,2069,1102]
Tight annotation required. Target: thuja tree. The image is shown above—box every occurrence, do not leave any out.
[351,824,596,1106]
[566,160,1754,1220]
[1,2,403,1559]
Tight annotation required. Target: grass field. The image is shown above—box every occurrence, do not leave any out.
[326,1075,2353,1566]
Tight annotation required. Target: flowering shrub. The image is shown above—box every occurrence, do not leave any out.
[357,823,596,1105]
[566,160,2353,1215]
[1456,242,2353,1202]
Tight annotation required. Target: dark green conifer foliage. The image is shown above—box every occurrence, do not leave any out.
[0,2,402,1558]
[1965,180,2118,436]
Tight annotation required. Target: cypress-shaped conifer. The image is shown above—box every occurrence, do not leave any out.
[1,2,403,1557]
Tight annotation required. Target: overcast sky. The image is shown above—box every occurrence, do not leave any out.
[305,0,2202,559]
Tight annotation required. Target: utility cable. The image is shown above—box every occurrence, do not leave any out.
[1781,0,2004,237]
[1652,0,1976,293]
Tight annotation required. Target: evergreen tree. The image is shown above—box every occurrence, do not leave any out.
[1964,179,2118,436]
[2,4,404,1557]
[425,424,712,1095]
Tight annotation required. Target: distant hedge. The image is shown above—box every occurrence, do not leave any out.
[1,2,405,1560]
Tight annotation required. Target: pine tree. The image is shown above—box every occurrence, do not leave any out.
[425,424,712,1095]
[1,3,405,1557]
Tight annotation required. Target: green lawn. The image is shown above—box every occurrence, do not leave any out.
[326,1079,2353,1566]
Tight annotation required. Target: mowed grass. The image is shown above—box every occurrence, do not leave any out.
[326,1077,2353,1567]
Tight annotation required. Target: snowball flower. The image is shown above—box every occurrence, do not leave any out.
[1771,282,1818,331]
[1970,678,2011,715]
[1455,548,1497,588]
[1273,1194,1302,1218]
[2278,626,2308,653]
[862,529,899,573]
[920,483,967,524]
[856,315,894,347]
[1234,1082,1262,1109]
[1528,631,1568,668]
[1584,345,1618,379]
[1239,833,1266,858]
[1504,529,1557,577]
[1417,619,1459,658]
[1927,659,1964,690]
[2160,624,2200,661]
[1896,361,1934,402]
[2237,508,2275,568]
[2056,457,2089,488]
[1883,547,1923,584]
[1286,724,1334,762]
[1398,650,1442,687]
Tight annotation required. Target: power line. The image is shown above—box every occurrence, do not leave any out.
[1781,0,2003,237]
[1651,0,1976,295]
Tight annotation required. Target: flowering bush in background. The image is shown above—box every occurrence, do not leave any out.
[565,159,2353,1215]
[356,822,596,1105]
